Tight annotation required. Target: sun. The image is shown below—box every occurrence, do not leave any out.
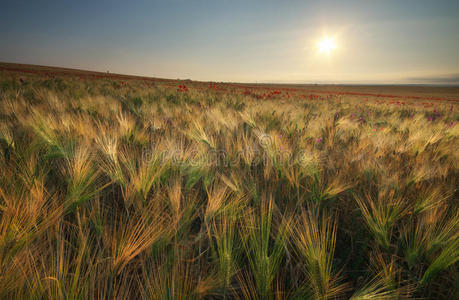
[318,37,336,54]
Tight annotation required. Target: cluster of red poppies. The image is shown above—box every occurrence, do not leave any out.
[177,85,188,92]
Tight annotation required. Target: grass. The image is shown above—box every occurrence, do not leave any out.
[0,68,458,299]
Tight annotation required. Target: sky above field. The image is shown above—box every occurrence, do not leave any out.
[1,0,459,84]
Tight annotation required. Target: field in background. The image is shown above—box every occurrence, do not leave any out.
[2,62,459,101]
[0,64,458,299]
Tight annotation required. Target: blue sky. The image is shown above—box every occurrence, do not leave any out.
[1,0,458,83]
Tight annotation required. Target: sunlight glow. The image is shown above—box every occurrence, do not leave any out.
[318,37,336,54]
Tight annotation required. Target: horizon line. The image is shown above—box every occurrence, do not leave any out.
[1,61,458,87]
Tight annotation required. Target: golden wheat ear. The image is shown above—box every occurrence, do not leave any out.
[291,209,350,300]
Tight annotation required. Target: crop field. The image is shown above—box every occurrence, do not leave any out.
[0,65,458,299]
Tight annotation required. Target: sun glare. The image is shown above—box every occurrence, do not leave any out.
[318,37,336,54]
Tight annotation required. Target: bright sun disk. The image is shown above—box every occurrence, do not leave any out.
[318,37,336,54]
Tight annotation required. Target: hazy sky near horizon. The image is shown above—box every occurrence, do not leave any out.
[1,0,459,84]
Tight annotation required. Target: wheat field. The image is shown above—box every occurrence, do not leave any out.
[0,68,458,299]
